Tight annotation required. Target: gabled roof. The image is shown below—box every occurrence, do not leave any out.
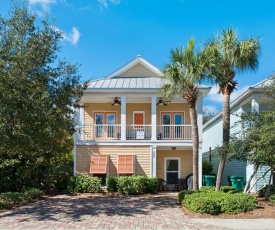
[203,74,275,129]
[105,55,163,79]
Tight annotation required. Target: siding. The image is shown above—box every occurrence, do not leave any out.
[120,63,157,78]
[76,145,150,177]
[156,150,193,179]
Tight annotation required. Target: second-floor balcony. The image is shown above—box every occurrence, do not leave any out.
[78,124,192,141]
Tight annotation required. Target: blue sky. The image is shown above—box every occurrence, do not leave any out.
[1,0,275,113]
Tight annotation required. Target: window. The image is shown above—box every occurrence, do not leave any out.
[165,158,180,185]
[161,112,184,139]
[94,112,116,139]
[133,111,144,129]
[117,155,135,174]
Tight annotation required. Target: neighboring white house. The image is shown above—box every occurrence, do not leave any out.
[202,75,274,192]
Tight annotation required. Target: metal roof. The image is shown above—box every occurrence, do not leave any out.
[88,77,162,89]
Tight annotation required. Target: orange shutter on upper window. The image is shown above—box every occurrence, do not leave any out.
[134,113,143,128]
[117,155,134,174]
[90,155,108,174]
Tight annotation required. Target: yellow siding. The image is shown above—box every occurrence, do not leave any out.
[76,145,151,177]
[126,103,151,124]
[156,150,193,179]
[157,103,190,124]
[84,104,121,124]
[120,63,157,77]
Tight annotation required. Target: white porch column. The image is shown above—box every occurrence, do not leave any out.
[79,106,84,140]
[251,99,259,193]
[196,97,203,188]
[151,146,157,177]
[151,96,157,141]
[121,96,126,141]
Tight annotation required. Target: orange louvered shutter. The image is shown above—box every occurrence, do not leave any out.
[117,155,134,174]
[90,155,108,174]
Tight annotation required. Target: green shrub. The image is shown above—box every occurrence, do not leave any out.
[0,189,44,209]
[269,194,275,204]
[145,177,158,194]
[182,192,221,215]
[68,176,102,193]
[116,176,157,195]
[107,177,118,192]
[258,185,275,198]
[202,160,213,174]
[182,191,257,215]
[220,193,257,214]
[178,190,198,204]
[220,186,239,193]
[200,186,215,192]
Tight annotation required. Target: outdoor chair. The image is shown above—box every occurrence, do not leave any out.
[175,178,187,191]
[157,178,167,191]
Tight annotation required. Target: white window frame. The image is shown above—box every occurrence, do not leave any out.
[164,157,181,183]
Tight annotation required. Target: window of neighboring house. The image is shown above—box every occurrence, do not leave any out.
[117,155,135,175]
[133,111,144,129]
[94,112,116,139]
[90,155,109,185]
[161,112,184,139]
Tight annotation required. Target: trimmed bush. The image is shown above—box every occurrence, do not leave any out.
[200,186,215,192]
[69,176,102,193]
[107,177,118,192]
[145,177,158,194]
[269,194,275,204]
[258,185,275,198]
[178,190,198,204]
[182,191,257,215]
[220,186,239,193]
[0,188,44,209]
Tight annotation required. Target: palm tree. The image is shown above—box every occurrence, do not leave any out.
[160,39,212,190]
[206,28,260,191]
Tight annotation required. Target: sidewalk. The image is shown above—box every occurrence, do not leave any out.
[193,218,275,230]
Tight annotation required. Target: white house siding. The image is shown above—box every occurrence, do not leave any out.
[202,104,247,186]
[256,166,271,191]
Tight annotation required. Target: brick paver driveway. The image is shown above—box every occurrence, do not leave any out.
[0,192,223,229]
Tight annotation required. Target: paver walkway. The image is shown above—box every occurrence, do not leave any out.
[0,192,224,229]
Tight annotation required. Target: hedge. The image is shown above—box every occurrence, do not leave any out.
[0,188,44,209]
[68,176,102,193]
[107,176,158,195]
[182,191,257,215]
[258,185,275,198]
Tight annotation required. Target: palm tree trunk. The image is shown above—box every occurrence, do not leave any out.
[189,102,199,190]
[215,91,231,191]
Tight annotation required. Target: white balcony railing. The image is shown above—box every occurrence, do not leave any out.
[78,124,192,141]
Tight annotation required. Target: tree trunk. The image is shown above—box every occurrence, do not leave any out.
[215,91,231,191]
[189,102,199,190]
[243,164,259,193]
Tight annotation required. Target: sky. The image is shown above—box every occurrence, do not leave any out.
[1,0,275,114]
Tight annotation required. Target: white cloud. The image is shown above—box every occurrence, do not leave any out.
[203,105,219,114]
[97,0,108,8]
[52,26,80,45]
[205,84,251,103]
[97,0,122,8]
[29,0,56,11]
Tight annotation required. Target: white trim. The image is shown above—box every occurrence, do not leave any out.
[164,157,181,182]
[106,56,163,79]
[121,96,126,141]
[151,96,157,141]
[74,144,77,176]
[152,146,157,177]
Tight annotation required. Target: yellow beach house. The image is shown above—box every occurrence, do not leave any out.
[74,55,210,188]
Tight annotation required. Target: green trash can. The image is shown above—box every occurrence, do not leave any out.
[227,176,245,190]
[203,175,216,186]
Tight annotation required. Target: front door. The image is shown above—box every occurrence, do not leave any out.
[165,158,180,185]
